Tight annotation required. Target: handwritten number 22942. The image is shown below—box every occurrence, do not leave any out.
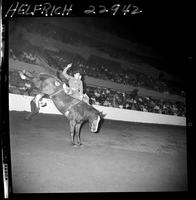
[84,4,142,15]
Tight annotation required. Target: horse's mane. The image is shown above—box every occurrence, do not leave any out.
[38,73,63,84]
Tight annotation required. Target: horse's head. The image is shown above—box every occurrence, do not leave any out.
[89,111,106,133]
[19,70,33,80]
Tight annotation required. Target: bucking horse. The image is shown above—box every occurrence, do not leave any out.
[21,71,105,146]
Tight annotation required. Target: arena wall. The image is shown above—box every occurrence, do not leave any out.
[9,94,186,126]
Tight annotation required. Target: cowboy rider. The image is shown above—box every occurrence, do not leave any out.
[62,63,90,104]
[21,63,90,119]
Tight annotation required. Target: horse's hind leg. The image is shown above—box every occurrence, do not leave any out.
[69,120,76,146]
[75,123,82,146]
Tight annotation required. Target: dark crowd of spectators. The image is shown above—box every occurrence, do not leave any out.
[42,50,186,97]
[9,46,185,98]
[10,49,39,65]
[18,20,151,66]
[14,22,186,97]
[86,86,185,117]
[8,23,186,117]
[9,70,186,117]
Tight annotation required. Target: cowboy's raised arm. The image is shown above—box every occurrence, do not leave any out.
[78,80,83,95]
[62,63,72,80]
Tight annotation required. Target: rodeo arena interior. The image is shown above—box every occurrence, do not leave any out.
[6,17,189,194]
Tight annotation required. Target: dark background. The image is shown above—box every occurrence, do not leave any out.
[80,1,194,78]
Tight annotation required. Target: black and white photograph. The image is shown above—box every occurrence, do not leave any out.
[1,0,194,197]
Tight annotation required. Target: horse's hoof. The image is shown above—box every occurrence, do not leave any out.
[24,117,31,121]
[72,143,77,147]
[77,143,83,147]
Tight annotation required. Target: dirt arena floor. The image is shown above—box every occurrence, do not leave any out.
[9,111,187,193]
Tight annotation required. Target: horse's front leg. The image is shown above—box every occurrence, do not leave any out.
[25,93,44,120]
[75,123,82,146]
[25,99,39,120]
[69,120,76,146]
[34,93,44,108]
